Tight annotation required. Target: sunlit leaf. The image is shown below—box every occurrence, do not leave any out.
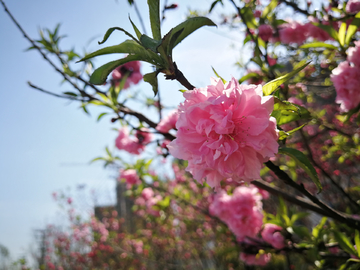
[263,61,310,96]
[300,42,337,50]
[147,0,161,40]
[346,12,360,45]
[333,230,357,255]
[97,27,139,45]
[143,71,159,96]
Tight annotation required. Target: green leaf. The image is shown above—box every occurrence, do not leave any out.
[169,17,216,49]
[240,6,257,29]
[262,0,278,18]
[346,12,360,45]
[279,124,306,140]
[338,22,347,47]
[312,217,327,238]
[279,147,322,193]
[355,230,360,258]
[333,230,357,255]
[129,16,142,40]
[238,72,261,84]
[63,91,78,97]
[271,98,311,125]
[300,42,337,50]
[312,22,339,41]
[262,61,310,96]
[97,112,108,122]
[78,40,163,65]
[97,27,139,45]
[143,71,159,96]
[209,0,223,13]
[211,67,226,84]
[140,34,162,53]
[147,0,161,40]
[89,55,141,85]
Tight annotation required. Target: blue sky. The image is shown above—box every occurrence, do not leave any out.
[0,0,243,263]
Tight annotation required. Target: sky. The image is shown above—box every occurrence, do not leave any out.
[0,0,244,264]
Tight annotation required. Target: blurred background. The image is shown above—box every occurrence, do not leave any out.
[0,0,243,265]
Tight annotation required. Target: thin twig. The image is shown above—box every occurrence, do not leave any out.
[132,1,147,35]
[28,82,93,102]
[0,0,97,100]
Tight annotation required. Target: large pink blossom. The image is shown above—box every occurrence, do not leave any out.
[209,186,263,241]
[118,169,140,185]
[156,110,179,133]
[331,61,360,111]
[168,77,278,190]
[112,61,142,89]
[115,126,153,155]
[346,0,360,13]
[261,223,285,249]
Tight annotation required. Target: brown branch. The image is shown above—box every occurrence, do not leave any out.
[265,161,360,230]
[251,179,332,217]
[27,82,93,102]
[279,0,310,16]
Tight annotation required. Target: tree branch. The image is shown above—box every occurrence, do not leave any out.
[265,161,360,230]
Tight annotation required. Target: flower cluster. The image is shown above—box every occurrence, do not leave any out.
[168,77,278,190]
[115,126,152,155]
[331,41,360,111]
[111,61,142,89]
[209,186,263,241]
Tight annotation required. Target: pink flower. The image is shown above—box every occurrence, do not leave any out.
[288,97,304,106]
[331,61,360,111]
[115,126,153,155]
[347,41,360,67]
[279,21,307,45]
[258,25,273,42]
[261,223,285,249]
[240,252,271,266]
[112,61,142,89]
[306,17,331,41]
[118,169,140,185]
[141,187,154,200]
[267,55,277,66]
[67,198,72,204]
[156,110,179,133]
[346,0,360,13]
[168,77,279,190]
[209,186,263,241]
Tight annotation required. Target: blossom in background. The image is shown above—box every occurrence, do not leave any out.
[346,0,360,13]
[331,58,360,112]
[118,169,141,186]
[112,61,142,89]
[156,110,179,133]
[115,126,153,155]
[279,21,308,44]
[168,77,278,190]
[261,223,286,249]
[209,186,263,241]
[347,41,360,67]
[258,24,273,42]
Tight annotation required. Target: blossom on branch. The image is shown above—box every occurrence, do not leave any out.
[261,223,286,249]
[115,126,153,155]
[111,61,142,89]
[168,77,278,190]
